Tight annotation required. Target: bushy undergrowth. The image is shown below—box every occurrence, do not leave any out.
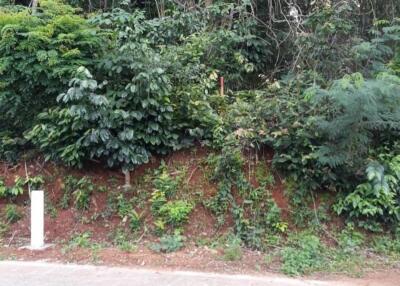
[0,175,44,199]
[150,231,185,253]
[281,233,324,276]
[61,175,95,210]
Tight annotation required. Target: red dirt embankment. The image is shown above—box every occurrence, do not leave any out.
[0,146,288,243]
[0,146,291,274]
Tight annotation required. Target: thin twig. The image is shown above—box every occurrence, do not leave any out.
[135,227,147,244]
[7,231,17,247]
[186,166,199,185]
[311,192,340,245]
[24,161,31,198]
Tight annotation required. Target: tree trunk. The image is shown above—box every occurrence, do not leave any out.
[123,169,131,190]
[32,0,38,15]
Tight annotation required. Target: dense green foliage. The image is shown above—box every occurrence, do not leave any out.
[1,0,400,250]
[20,3,267,169]
[61,175,95,210]
[0,0,106,161]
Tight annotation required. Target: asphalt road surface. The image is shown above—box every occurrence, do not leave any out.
[0,261,394,286]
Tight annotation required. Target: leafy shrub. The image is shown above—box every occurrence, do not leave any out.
[0,178,7,198]
[150,232,185,253]
[0,176,25,199]
[337,224,365,253]
[74,188,94,211]
[90,5,268,89]
[311,73,400,171]
[112,228,137,252]
[263,194,283,232]
[153,219,166,237]
[8,177,25,197]
[27,3,268,169]
[4,204,22,223]
[204,147,243,222]
[0,132,25,163]
[293,2,359,83]
[153,163,179,199]
[115,193,142,230]
[68,231,92,248]
[28,62,179,170]
[372,235,400,255]
[25,176,45,190]
[334,155,400,229]
[116,194,132,218]
[355,19,400,76]
[234,72,400,229]
[0,221,8,238]
[73,187,92,210]
[0,175,44,199]
[158,200,194,227]
[129,210,141,232]
[281,233,324,276]
[150,189,167,216]
[0,1,106,161]
[61,175,94,210]
[204,181,232,224]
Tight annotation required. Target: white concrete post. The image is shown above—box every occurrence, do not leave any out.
[31,190,44,249]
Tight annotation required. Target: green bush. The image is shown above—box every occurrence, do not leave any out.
[158,200,194,227]
[28,59,179,170]
[8,177,25,197]
[372,235,400,255]
[337,224,365,253]
[0,1,106,161]
[150,232,185,253]
[281,233,325,276]
[293,2,359,83]
[25,3,268,169]
[0,175,44,199]
[153,163,179,199]
[311,73,400,171]
[68,231,92,248]
[150,189,167,216]
[4,204,22,223]
[129,211,141,232]
[334,155,400,229]
[113,229,137,252]
[61,175,94,210]
[0,221,8,238]
[116,194,132,218]
[25,176,45,190]
[0,178,7,198]
[116,194,142,232]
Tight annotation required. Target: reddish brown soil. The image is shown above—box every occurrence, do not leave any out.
[0,146,285,274]
[0,146,294,273]
[0,243,273,275]
[0,146,361,277]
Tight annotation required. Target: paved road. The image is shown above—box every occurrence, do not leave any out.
[0,261,386,286]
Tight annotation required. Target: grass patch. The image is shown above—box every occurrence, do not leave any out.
[281,233,325,276]
[222,235,243,261]
[150,232,185,253]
